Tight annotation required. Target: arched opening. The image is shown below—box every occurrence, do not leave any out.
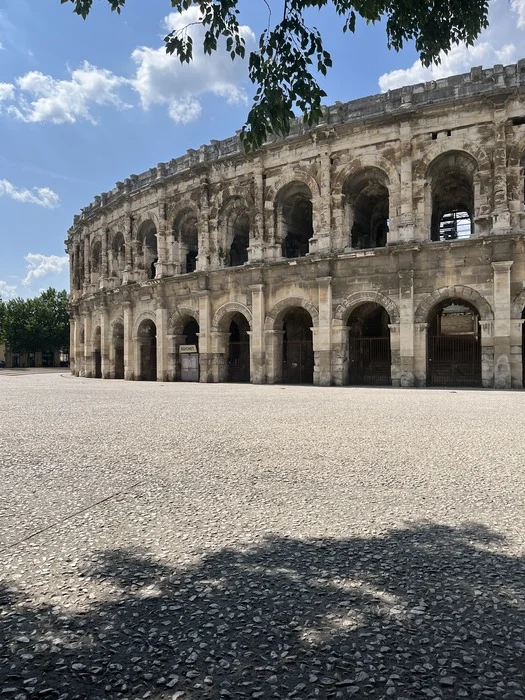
[346,303,391,385]
[174,209,199,273]
[227,313,250,383]
[137,222,158,280]
[111,233,126,279]
[93,326,102,379]
[429,152,475,242]
[76,248,84,290]
[282,308,314,384]
[344,169,389,249]
[138,319,157,381]
[277,183,313,259]
[91,240,102,284]
[427,300,481,387]
[113,322,124,379]
[180,318,200,382]
[228,211,250,267]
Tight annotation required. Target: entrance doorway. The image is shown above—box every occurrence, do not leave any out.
[227,314,250,382]
[113,322,124,379]
[180,318,199,382]
[427,300,481,387]
[94,327,102,378]
[347,303,391,385]
[282,308,314,384]
[138,319,157,381]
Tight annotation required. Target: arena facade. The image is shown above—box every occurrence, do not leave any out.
[68,61,525,389]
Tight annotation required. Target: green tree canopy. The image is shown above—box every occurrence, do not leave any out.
[62,0,490,151]
[0,289,69,355]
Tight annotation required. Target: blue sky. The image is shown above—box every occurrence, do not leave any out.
[0,0,524,300]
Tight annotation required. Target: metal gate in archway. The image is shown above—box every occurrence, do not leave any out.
[427,335,481,387]
[227,341,250,382]
[282,339,314,384]
[347,337,391,386]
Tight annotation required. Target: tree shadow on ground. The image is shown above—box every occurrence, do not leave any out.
[1,522,525,699]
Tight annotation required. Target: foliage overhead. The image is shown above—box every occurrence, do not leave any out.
[62,0,490,151]
[0,288,69,355]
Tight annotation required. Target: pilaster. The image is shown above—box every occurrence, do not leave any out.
[249,284,266,383]
[492,260,513,388]
[315,276,332,386]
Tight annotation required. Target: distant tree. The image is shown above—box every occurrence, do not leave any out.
[61,0,490,151]
[1,289,69,355]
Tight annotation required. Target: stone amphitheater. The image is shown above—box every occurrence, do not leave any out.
[67,60,525,389]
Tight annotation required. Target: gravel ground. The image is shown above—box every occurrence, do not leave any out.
[1,372,525,700]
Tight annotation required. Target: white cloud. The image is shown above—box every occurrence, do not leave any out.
[131,7,255,124]
[8,62,129,124]
[0,280,17,299]
[23,254,69,286]
[0,82,14,102]
[0,9,254,127]
[379,0,525,91]
[0,179,60,208]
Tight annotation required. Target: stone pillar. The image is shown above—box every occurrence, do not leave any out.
[156,307,168,381]
[315,276,332,385]
[331,194,346,251]
[492,261,513,389]
[265,330,284,384]
[414,323,428,387]
[83,313,93,378]
[492,112,511,233]
[83,237,90,293]
[248,162,265,262]
[398,268,415,386]
[70,316,77,375]
[265,180,282,260]
[198,291,212,382]
[168,334,185,381]
[197,178,211,271]
[210,331,229,382]
[480,320,494,388]
[397,124,413,243]
[123,301,134,380]
[249,284,266,383]
[510,319,524,388]
[100,227,109,289]
[123,212,134,284]
[311,151,331,253]
[100,306,110,379]
[388,323,401,386]
[331,321,347,386]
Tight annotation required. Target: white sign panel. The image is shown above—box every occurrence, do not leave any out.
[179,344,198,354]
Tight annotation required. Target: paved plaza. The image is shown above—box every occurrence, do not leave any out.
[1,373,525,699]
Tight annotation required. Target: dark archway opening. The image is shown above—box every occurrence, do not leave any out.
[180,318,200,382]
[280,184,313,259]
[347,303,391,386]
[429,154,475,242]
[94,327,102,379]
[113,323,124,380]
[137,223,158,280]
[111,233,125,278]
[282,308,314,384]
[227,314,250,383]
[228,212,250,267]
[138,319,157,381]
[350,185,389,250]
[427,300,481,387]
[174,210,199,274]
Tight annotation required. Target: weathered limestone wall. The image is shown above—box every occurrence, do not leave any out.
[68,61,525,389]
